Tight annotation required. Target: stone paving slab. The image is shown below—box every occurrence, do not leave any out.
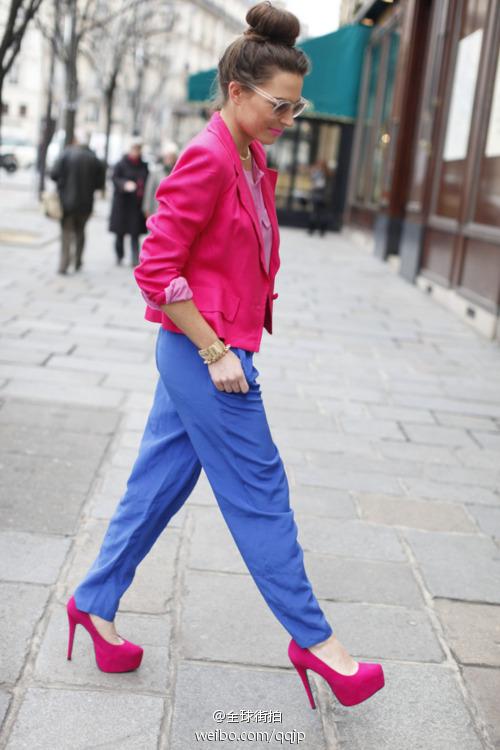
[332,662,485,750]
[403,529,500,604]
[170,661,326,750]
[455,446,500,470]
[471,431,500,450]
[0,345,52,365]
[0,379,125,407]
[0,531,71,584]
[468,504,500,541]
[304,555,424,608]
[462,667,500,749]
[296,516,406,562]
[376,440,461,466]
[391,392,500,419]
[1,422,109,466]
[421,463,500,489]
[5,688,165,749]
[320,600,444,663]
[46,353,156,379]
[189,506,248,574]
[270,427,379,456]
[356,493,477,532]
[290,485,357,518]
[292,465,404,494]
[400,478,499,506]
[303,451,426,479]
[181,570,288,668]
[0,451,101,535]
[0,692,10,730]
[0,362,103,386]
[0,583,50,684]
[433,412,499,431]
[434,600,500,667]
[0,399,119,435]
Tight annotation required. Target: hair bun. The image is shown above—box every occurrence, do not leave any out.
[245,1,300,47]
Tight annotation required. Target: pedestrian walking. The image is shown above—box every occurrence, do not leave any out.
[49,130,105,274]
[307,159,329,236]
[142,142,179,219]
[109,136,148,267]
[66,0,385,711]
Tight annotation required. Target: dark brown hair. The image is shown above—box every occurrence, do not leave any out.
[213,1,311,108]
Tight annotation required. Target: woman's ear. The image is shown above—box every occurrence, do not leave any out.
[227,80,245,106]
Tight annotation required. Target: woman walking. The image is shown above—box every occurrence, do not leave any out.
[109,136,148,267]
[67,1,385,710]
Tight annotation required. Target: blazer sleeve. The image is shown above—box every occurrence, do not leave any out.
[133,143,226,309]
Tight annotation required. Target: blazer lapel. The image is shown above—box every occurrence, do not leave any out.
[237,146,268,275]
[208,111,279,278]
[260,165,279,277]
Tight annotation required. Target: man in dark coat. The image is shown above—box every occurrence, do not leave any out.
[109,136,149,267]
[50,130,106,274]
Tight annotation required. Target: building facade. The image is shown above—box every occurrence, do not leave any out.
[344,0,500,341]
[1,0,251,166]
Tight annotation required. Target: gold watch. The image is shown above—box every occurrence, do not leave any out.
[198,338,230,365]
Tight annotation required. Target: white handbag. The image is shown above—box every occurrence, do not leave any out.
[41,189,63,220]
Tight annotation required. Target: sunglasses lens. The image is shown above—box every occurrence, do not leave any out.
[274,102,291,116]
[293,101,307,117]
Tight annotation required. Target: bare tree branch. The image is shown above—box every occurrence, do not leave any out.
[0,0,45,76]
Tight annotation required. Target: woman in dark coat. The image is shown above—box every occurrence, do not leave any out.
[109,137,149,266]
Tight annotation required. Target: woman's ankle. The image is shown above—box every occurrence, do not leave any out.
[310,634,337,651]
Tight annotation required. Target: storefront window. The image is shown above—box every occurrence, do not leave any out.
[407,1,448,208]
[270,132,296,210]
[474,44,500,226]
[270,120,339,214]
[291,121,313,212]
[356,41,381,201]
[374,28,400,204]
[354,17,401,207]
[435,0,488,219]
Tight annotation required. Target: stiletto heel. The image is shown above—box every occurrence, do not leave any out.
[67,612,76,660]
[66,595,144,673]
[294,663,316,709]
[288,639,385,708]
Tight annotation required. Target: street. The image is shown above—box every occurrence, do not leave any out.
[0,169,499,749]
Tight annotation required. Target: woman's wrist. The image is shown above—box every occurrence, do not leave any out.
[198,339,230,365]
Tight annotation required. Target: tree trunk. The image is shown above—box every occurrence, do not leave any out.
[64,0,79,146]
[0,75,4,150]
[38,14,58,197]
[102,72,118,198]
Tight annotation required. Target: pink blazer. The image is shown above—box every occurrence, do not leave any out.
[133,110,281,352]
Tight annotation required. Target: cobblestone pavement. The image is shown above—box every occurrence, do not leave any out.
[0,171,499,749]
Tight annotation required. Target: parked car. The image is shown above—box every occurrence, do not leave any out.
[0,153,18,172]
[0,134,37,168]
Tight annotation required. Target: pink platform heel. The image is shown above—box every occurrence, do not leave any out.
[288,639,385,708]
[66,595,144,673]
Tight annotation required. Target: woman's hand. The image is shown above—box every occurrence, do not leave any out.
[208,350,249,393]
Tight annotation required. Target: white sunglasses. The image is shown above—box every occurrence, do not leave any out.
[243,82,309,118]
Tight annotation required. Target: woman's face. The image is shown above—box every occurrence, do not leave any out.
[230,70,304,145]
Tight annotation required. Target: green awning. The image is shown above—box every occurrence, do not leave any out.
[188,68,218,104]
[187,24,372,122]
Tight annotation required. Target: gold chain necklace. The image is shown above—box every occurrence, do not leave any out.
[239,148,251,160]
